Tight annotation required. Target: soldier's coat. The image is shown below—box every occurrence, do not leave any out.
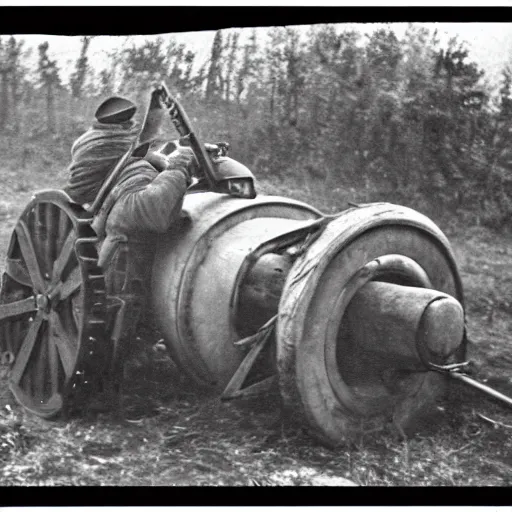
[65,121,189,358]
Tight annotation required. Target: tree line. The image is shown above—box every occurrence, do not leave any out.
[0,25,511,226]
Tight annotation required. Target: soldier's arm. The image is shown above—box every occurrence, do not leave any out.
[115,168,189,234]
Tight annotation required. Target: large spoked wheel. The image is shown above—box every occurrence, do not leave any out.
[277,203,466,446]
[0,190,108,419]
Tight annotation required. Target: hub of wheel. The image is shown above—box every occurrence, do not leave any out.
[340,281,465,372]
[335,281,465,407]
[35,293,50,315]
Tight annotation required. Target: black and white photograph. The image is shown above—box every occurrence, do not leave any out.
[0,3,511,489]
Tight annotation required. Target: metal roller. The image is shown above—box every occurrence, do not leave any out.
[151,192,322,389]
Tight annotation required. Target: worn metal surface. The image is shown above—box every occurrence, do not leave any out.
[151,193,322,389]
[236,252,293,336]
[276,202,465,446]
[344,281,465,369]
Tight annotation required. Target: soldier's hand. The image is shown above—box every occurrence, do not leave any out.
[167,147,198,185]
[145,151,169,173]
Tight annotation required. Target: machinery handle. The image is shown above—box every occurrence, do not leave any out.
[156,83,218,190]
[448,371,512,408]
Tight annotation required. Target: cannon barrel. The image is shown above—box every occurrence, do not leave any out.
[151,194,468,445]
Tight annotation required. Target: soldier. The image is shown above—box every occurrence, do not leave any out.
[64,95,197,416]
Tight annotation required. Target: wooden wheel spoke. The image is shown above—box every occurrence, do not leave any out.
[48,329,60,396]
[5,258,32,287]
[49,310,76,379]
[10,314,44,385]
[0,297,37,321]
[44,202,58,277]
[15,221,45,293]
[59,266,82,301]
[52,231,76,285]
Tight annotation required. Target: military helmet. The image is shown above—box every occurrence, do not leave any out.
[95,96,137,124]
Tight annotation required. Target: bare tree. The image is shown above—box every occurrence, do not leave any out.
[69,36,92,99]
[38,42,61,134]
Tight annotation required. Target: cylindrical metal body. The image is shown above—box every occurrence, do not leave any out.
[236,252,293,337]
[150,195,468,447]
[342,281,464,370]
[276,202,466,445]
[151,192,321,389]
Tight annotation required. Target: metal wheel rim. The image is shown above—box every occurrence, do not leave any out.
[0,191,107,418]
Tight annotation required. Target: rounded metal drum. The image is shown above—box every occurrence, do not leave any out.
[151,193,322,390]
[276,202,466,446]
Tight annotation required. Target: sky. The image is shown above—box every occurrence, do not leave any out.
[11,23,512,89]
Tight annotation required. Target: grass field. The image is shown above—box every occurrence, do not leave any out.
[0,161,511,486]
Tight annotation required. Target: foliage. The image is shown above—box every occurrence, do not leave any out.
[1,25,512,227]
[69,37,92,99]
[205,30,223,102]
[0,36,27,133]
[37,41,62,134]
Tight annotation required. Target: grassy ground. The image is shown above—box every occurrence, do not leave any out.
[0,160,511,486]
